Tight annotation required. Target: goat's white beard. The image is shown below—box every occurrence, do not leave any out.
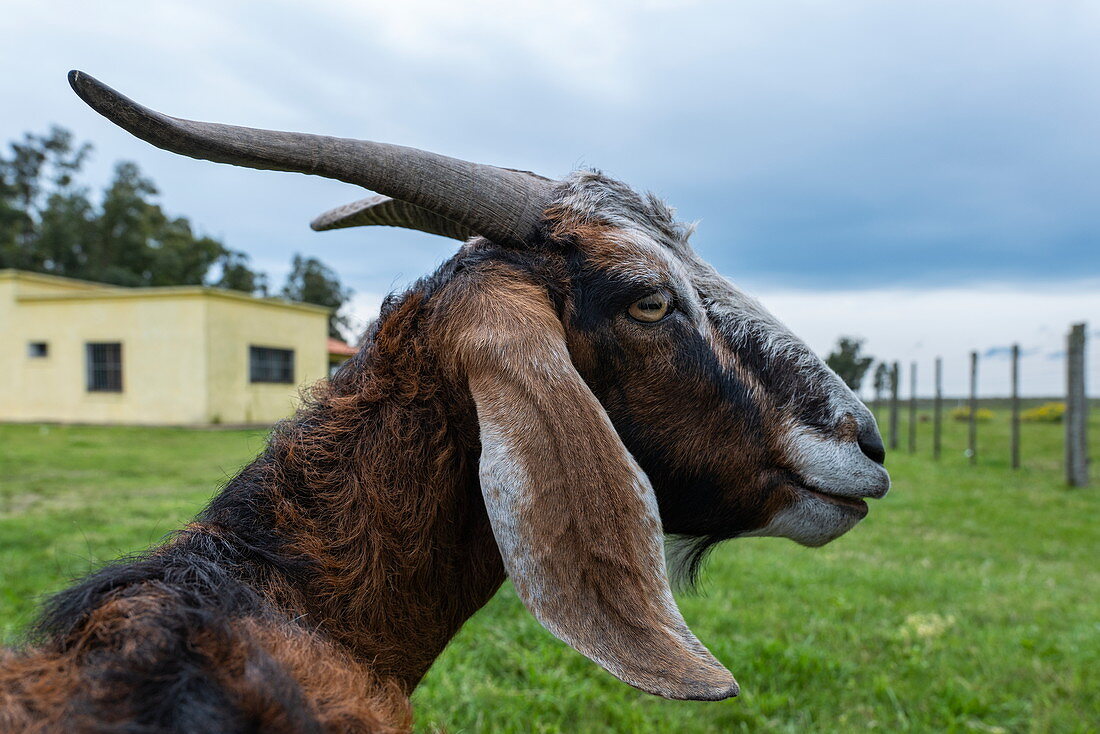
[739,494,866,548]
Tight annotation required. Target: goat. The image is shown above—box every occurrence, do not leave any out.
[0,71,890,733]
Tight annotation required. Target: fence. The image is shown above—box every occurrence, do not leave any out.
[873,321,1091,487]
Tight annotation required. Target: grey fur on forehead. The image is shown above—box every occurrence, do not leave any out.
[549,171,857,423]
[551,170,695,246]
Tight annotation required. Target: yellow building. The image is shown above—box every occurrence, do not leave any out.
[0,270,331,425]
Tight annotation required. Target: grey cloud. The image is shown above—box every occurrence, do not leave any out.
[2,0,1098,295]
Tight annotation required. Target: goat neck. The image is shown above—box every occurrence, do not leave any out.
[195,285,504,691]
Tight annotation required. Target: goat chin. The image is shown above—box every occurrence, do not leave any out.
[743,487,870,548]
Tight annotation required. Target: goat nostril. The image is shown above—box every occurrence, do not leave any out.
[857,424,886,465]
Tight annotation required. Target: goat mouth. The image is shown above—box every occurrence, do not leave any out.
[797,485,870,515]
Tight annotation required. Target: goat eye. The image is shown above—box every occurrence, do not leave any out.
[627,291,671,323]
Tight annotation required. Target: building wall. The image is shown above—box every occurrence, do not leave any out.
[204,295,328,424]
[0,271,329,425]
[2,288,209,424]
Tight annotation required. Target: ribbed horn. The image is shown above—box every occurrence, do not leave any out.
[68,71,554,247]
[311,195,476,241]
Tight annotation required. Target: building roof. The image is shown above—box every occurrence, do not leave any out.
[328,338,357,357]
[1,269,331,316]
[0,269,111,291]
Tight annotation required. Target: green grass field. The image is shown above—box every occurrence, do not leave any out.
[1,413,1097,732]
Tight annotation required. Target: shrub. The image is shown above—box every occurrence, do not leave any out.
[951,407,994,422]
[1021,402,1066,423]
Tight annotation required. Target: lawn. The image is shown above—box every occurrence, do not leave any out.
[1,412,1097,732]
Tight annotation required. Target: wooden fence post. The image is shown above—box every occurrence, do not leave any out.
[933,357,943,460]
[889,361,900,451]
[1066,323,1089,487]
[872,364,882,416]
[969,351,978,466]
[908,361,917,453]
[1011,344,1020,470]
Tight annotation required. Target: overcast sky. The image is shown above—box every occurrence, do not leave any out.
[2,0,1097,396]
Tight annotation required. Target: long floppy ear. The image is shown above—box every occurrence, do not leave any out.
[310,195,475,241]
[441,264,738,701]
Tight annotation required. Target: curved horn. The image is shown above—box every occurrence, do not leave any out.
[68,71,553,247]
[311,195,475,241]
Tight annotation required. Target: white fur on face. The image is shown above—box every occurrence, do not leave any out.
[682,252,890,504]
[787,425,890,499]
[741,492,867,547]
[686,257,862,422]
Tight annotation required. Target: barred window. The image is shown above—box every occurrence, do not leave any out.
[86,342,123,392]
[249,346,295,384]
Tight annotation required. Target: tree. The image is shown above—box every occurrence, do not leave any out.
[825,337,875,393]
[0,126,91,271]
[0,132,235,288]
[872,362,891,412]
[0,127,339,319]
[281,254,353,339]
[35,189,97,276]
[1,127,243,289]
[214,250,268,296]
[7,127,92,235]
[89,161,162,285]
[0,166,28,268]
